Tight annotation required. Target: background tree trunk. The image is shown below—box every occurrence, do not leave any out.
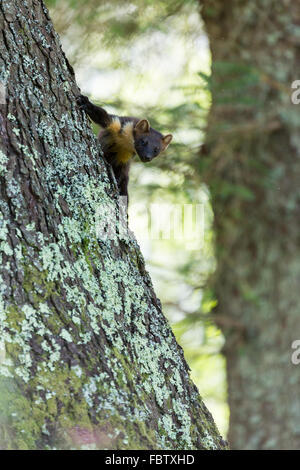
[201,0,300,450]
[0,0,226,450]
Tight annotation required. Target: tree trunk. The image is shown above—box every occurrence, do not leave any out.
[0,0,225,450]
[201,0,300,450]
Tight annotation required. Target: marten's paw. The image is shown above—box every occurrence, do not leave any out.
[76,94,91,110]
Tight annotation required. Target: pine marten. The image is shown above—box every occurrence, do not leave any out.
[76,95,172,202]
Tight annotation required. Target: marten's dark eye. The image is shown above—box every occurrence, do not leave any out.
[154,147,159,154]
[141,139,147,146]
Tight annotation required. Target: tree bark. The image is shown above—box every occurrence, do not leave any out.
[0,0,225,450]
[201,0,300,450]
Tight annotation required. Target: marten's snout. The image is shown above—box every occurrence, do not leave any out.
[138,150,158,163]
[135,136,161,162]
[142,155,154,162]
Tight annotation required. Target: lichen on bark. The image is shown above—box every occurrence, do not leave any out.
[0,0,226,450]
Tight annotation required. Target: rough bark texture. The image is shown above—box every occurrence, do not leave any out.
[201,0,300,450]
[0,0,226,450]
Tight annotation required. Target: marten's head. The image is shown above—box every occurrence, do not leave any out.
[133,119,172,163]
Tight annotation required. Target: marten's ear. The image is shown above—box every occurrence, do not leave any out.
[162,134,173,150]
[135,119,150,133]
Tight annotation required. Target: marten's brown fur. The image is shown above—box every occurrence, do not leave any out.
[77,95,172,201]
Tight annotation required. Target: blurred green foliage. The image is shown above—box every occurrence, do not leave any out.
[45,0,229,434]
